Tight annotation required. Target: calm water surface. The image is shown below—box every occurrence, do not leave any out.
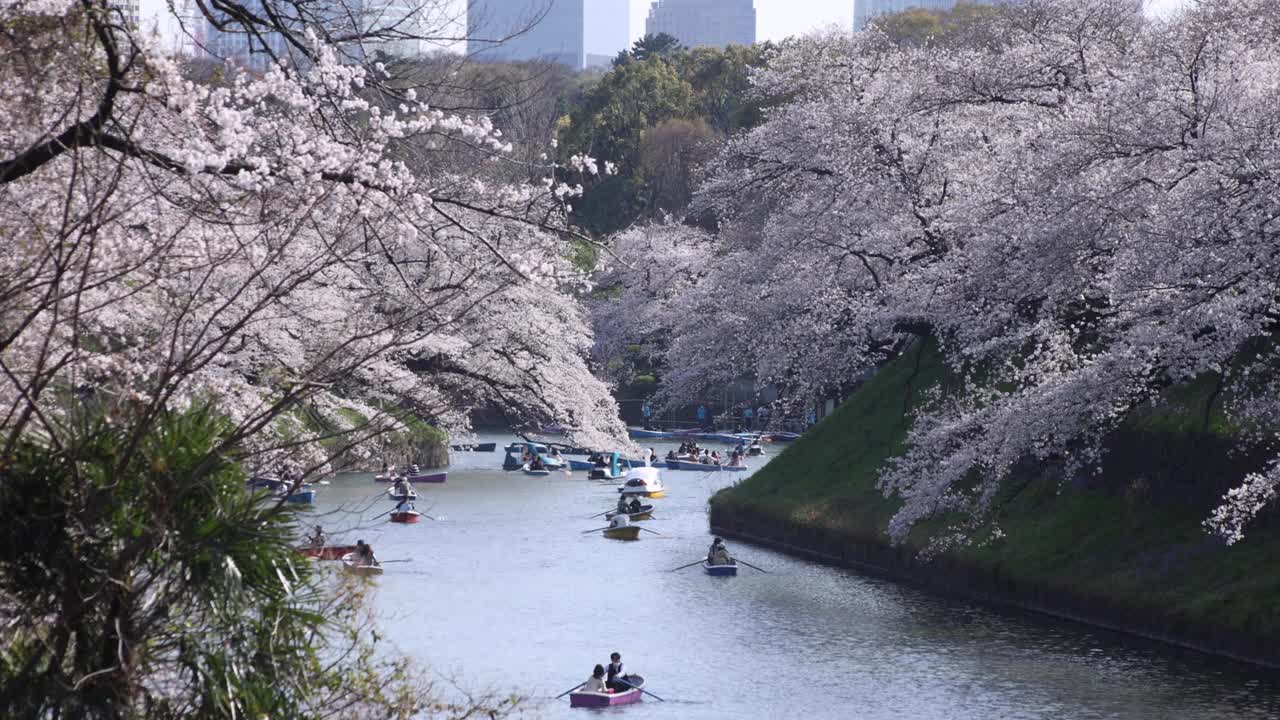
[309,434,1280,719]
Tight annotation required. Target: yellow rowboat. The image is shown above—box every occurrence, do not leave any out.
[603,525,642,541]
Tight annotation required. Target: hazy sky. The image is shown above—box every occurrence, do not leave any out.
[141,0,1193,54]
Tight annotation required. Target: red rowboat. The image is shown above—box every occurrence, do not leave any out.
[298,544,357,561]
[389,511,421,524]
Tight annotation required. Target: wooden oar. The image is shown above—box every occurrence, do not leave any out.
[668,559,706,572]
[379,558,414,564]
[638,527,663,536]
[587,509,613,519]
[554,682,586,699]
[580,526,611,534]
[616,678,664,702]
[371,508,396,520]
[737,558,769,573]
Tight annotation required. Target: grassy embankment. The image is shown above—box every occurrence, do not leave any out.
[711,340,1280,647]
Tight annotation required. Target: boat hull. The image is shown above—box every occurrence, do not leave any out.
[341,554,383,576]
[299,544,357,561]
[376,472,446,484]
[285,490,316,504]
[450,442,496,452]
[390,512,421,524]
[602,526,642,541]
[523,467,552,477]
[667,459,745,472]
[569,677,644,708]
[704,561,738,576]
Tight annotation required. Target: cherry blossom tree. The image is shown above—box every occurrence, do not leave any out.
[0,0,625,714]
[598,0,1280,544]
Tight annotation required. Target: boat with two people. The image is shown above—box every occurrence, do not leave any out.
[606,494,653,521]
[704,536,738,576]
[567,656,647,708]
[502,442,566,471]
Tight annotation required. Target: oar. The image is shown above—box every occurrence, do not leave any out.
[379,558,414,564]
[581,526,611,534]
[371,508,396,520]
[587,509,613,519]
[638,527,663,536]
[554,682,585,699]
[737,558,770,573]
[616,678,664,702]
[668,559,705,572]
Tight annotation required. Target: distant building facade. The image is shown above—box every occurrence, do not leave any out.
[644,0,756,49]
[854,0,988,30]
[469,0,629,69]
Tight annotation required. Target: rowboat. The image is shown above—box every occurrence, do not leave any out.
[389,510,421,524]
[569,676,645,708]
[606,504,654,521]
[375,472,446,484]
[523,465,552,477]
[387,487,418,501]
[619,467,666,498]
[703,561,738,576]
[450,442,497,452]
[298,544,357,560]
[746,442,766,457]
[602,525,642,540]
[341,553,384,576]
[667,459,745,472]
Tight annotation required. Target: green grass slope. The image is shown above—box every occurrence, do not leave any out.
[713,340,1280,642]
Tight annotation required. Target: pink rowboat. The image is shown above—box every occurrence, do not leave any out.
[569,676,644,708]
[389,511,421,524]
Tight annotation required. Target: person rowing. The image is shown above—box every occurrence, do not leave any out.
[707,537,734,566]
[605,652,628,692]
[395,497,414,515]
[627,497,642,514]
[307,525,326,548]
[353,539,378,567]
[616,494,630,515]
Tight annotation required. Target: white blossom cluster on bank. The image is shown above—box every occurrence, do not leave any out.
[0,0,629,471]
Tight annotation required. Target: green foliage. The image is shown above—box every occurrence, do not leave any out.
[560,42,776,239]
[0,405,427,719]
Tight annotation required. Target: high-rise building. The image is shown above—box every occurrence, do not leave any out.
[854,0,989,30]
[468,0,629,69]
[644,0,755,49]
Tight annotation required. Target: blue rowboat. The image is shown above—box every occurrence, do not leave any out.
[704,561,738,576]
[666,459,746,472]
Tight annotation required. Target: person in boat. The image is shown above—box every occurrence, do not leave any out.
[606,652,627,692]
[707,537,734,566]
[711,450,722,465]
[393,476,410,497]
[627,497,643,514]
[354,539,378,566]
[550,447,561,459]
[648,448,658,465]
[610,513,630,528]
[582,665,608,694]
[530,455,545,471]
[666,449,677,462]
[729,450,743,467]
[307,525,326,548]
[410,463,420,475]
[380,461,389,474]
[616,494,630,515]
[395,498,414,514]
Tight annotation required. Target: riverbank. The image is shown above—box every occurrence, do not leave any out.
[709,341,1280,668]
